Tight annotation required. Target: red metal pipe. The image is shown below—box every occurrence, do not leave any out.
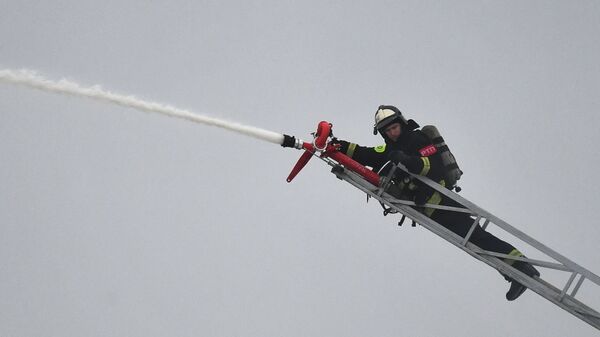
[314,121,331,149]
[327,150,381,186]
[300,143,381,187]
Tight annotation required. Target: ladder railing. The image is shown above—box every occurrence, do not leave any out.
[325,159,600,330]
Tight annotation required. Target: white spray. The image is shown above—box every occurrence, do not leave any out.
[0,69,285,145]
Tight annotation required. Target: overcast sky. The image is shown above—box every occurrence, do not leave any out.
[2,1,600,336]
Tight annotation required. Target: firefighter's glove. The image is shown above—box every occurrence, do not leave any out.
[330,138,349,153]
[389,150,412,166]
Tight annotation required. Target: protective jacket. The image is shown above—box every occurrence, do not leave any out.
[339,129,446,216]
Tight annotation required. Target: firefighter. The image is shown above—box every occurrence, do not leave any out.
[334,105,540,301]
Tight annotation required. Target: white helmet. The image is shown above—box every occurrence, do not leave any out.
[373,105,408,135]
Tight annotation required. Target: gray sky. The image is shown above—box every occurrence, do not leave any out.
[2,1,600,336]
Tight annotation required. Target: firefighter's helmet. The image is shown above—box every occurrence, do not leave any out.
[373,105,408,135]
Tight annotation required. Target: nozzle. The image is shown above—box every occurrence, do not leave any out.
[281,134,296,148]
[281,134,304,149]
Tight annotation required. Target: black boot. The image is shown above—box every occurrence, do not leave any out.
[505,261,540,301]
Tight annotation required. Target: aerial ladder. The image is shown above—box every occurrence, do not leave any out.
[283,121,600,331]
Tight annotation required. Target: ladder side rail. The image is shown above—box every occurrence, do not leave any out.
[397,165,600,286]
[330,165,600,330]
[333,167,600,329]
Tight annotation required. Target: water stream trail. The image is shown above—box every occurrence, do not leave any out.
[0,69,285,145]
